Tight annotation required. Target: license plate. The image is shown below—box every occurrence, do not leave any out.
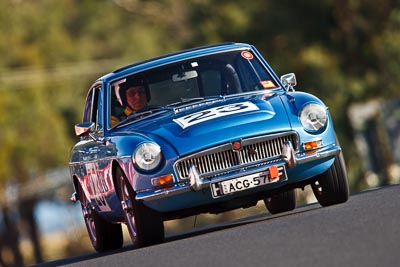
[210,165,287,198]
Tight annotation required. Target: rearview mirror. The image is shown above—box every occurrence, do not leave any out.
[172,70,198,82]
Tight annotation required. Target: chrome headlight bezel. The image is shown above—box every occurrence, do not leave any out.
[299,103,328,133]
[133,142,162,172]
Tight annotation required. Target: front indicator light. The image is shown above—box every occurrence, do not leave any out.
[303,139,323,151]
[151,174,174,186]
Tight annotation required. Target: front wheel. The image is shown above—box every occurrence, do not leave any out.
[311,151,349,207]
[116,169,164,247]
[77,184,123,252]
[264,189,296,214]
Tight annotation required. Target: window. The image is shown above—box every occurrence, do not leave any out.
[83,86,101,129]
[109,50,278,125]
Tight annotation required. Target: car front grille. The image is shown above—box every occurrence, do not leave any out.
[174,132,298,180]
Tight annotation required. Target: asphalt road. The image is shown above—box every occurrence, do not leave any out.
[39,184,400,267]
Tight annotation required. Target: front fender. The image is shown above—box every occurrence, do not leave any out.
[280,92,337,151]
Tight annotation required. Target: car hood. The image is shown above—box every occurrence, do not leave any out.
[120,94,292,156]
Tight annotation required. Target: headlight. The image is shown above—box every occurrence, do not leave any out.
[299,103,327,132]
[133,142,162,171]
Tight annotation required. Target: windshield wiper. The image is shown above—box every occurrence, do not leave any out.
[166,95,225,108]
[113,106,172,128]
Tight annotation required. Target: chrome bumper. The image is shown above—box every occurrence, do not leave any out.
[136,141,341,201]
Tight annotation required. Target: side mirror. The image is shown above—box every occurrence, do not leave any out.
[280,73,297,91]
[74,122,95,137]
[74,122,109,144]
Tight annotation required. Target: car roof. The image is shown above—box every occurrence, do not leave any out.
[98,42,253,83]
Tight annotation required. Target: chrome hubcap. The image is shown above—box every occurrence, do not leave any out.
[121,199,133,212]
[83,206,91,218]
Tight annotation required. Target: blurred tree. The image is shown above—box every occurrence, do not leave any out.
[192,0,400,184]
[0,0,399,264]
[0,0,192,264]
[0,85,70,264]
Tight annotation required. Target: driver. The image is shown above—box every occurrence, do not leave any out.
[111,79,149,126]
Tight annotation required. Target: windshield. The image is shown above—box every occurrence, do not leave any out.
[109,50,278,127]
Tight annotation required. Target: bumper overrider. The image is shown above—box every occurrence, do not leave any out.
[136,141,341,201]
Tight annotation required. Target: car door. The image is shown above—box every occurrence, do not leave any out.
[75,84,114,213]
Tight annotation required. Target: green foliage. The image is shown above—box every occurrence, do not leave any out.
[0,0,399,188]
[0,86,70,182]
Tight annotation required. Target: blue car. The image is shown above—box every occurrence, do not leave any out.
[69,42,349,252]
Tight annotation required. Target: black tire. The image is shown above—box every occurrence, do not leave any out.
[264,189,296,214]
[116,169,164,247]
[77,184,123,252]
[311,150,349,207]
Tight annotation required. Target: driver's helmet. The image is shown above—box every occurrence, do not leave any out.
[118,78,151,107]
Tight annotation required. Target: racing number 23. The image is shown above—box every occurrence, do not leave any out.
[173,101,259,129]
